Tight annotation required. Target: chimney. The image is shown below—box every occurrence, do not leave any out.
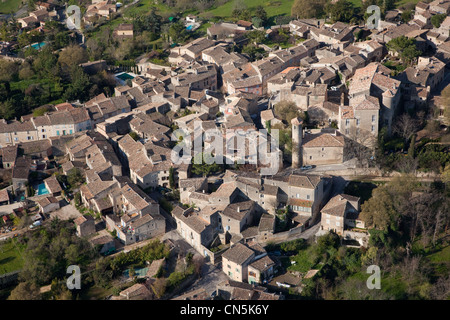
[237,207,240,212]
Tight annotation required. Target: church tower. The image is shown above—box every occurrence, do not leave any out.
[291,117,303,168]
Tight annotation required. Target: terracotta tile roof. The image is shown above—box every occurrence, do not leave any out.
[222,200,254,220]
[1,145,18,163]
[222,242,255,265]
[302,132,345,148]
[321,194,359,217]
[44,175,62,194]
[249,255,275,272]
[0,188,10,203]
[288,174,322,189]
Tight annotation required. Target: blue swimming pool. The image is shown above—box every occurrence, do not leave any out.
[36,183,49,196]
[31,42,46,50]
[123,267,149,278]
[116,72,135,81]
[186,25,193,31]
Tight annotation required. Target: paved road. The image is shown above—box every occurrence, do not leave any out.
[285,223,321,243]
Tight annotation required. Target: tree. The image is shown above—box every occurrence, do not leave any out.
[291,0,326,19]
[67,167,85,187]
[393,113,420,144]
[387,36,421,65]
[58,45,89,71]
[252,17,263,28]
[168,22,188,43]
[345,129,376,168]
[232,0,247,18]
[0,59,19,82]
[401,10,412,23]
[0,99,17,120]
[431,13,447,28]
[191,152,223,177]
[325,0,356,23]
[8,282,42,300]
[241,44,265,61]
[152,277,167,298]
[63,66,91,102]
[129,131,140,141]
[274,100,303,124]
[192,254,205,277]
[254,5,268,25]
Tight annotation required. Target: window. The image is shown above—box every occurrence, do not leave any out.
[227,264,231,269]
[42,135,46,138]
[356,118,360,126]
[41,129,45,132]
[371,125,375,132]
[306,195,310,200]
[236,268,240,272]
[372,115,376,122]
[296,193,300,198]
[336,221,340,227]
[345,119,349,126]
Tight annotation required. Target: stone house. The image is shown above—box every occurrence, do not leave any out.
[320,194,364,235]
[36,196,60,214]
[74,215,96,237]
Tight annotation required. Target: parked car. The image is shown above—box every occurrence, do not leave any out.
[29,220,42,229]
[301,165,313,170]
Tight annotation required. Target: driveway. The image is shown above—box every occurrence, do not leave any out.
[173,261,228,298]
[49,203,81,221]
[0,202,23,216]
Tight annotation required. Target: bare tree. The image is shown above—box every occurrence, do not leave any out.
[393,113,420,144]
[192,254,205,277]
[344,129,375,168]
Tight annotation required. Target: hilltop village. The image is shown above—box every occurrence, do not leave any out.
[0,0,449,301]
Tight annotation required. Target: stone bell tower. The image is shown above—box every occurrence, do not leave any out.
[291,117,303,168]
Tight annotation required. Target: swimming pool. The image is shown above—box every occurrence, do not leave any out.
[186,25,193,31]
[123,267,148,278]
[36,183,49,196]
[116,72,135,81]
[31,42,46,50]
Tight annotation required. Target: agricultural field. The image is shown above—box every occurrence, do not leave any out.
[0,0,23,14]
[0,239,25,275]
[201,0,295,19]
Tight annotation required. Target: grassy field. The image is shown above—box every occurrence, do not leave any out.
[0,0,23,14]
[201,0,295,19]
[0,239,25,275]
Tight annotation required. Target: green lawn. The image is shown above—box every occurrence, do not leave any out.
[123,0,174,17]
[0,239,25,275]
[0,0,23,14]
[202,0,295,19]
